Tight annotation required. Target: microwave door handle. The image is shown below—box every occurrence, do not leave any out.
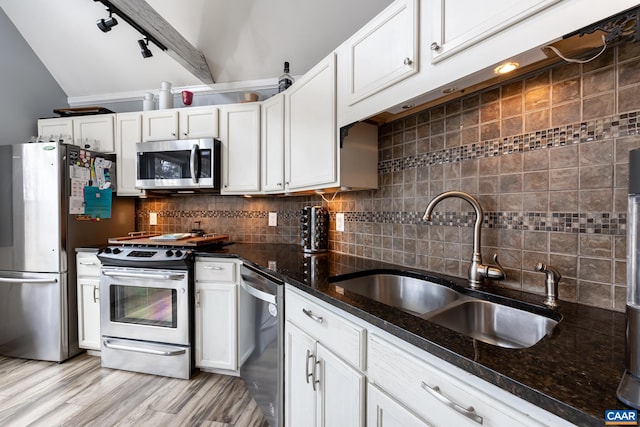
[190,144,199,184]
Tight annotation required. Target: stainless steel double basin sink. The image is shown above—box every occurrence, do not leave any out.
[328,271,561,349]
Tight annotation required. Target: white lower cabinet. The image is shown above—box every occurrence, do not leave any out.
[194,258,239,371]
[76,251,101,351]
[284,321,365,427]
[367,383,431,427]
[285,287,366,427]
[284,284,574,427]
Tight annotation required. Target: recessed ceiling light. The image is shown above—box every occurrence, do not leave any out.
[494,62,519,74]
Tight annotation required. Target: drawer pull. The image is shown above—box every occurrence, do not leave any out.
[302,308,324,323]
[93,285,99,303]
[79,261,99,265]
[204,266,224,271]
[421,381,483,424]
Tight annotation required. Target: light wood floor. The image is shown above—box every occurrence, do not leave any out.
[0,353,267,427]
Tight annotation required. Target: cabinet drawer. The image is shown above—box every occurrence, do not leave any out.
[285,288,365,370]
[195,259,237,282]
[368,333,548,427]
[76,252,101,277]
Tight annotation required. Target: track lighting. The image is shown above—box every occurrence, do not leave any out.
[138,37,152,58]
[96,8,118,32]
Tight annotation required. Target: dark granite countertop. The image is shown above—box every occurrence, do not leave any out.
[198,243,628,426]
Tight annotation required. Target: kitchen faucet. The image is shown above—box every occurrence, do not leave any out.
[423,191,505,289]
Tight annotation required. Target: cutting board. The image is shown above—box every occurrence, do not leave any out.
[108,233,230,247]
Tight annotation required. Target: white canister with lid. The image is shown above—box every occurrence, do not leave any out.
[142,92,156,111]
[158,81,173,109]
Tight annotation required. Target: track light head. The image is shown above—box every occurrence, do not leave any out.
[138,38,153,58]
[96,9,118,32]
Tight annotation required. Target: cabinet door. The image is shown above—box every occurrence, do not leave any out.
[316,343,365,427]
[220,103,261,194]
[195,282,237,370]
[285,53,337,192]
[115,112,144,196]
[285,321,317,427]
[261,93,285,193]
[429,0,560,63]
[367,383,431,427]
[142,109,179,141]
[73,114,115,153]
[37,118,73,142]
[346,0,418,105]
[179,106,219,139]
[77,278,101,350]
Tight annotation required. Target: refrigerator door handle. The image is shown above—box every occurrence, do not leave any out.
[0,277,58,284]
[190,144,200,184]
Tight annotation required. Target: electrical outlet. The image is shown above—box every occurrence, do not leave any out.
[336,213,345,232]
[268,212,278,226]
[149,212,158,226]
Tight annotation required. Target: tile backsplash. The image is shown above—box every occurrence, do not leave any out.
[138,41,640,312]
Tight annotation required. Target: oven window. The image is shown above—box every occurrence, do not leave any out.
[110,285,177,328]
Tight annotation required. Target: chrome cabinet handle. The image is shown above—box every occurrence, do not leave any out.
[196,290,200,308]
[79,261,99,265]
[430,42,441,51]
[204,266,223,270]
[404,57,413,65]
[93,285,99,303]
[302,308,323,324]
[312,358,321,391]
[421,381,483,424]
[305,349,314,384]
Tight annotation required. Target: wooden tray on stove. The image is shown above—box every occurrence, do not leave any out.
[108,233,230,247]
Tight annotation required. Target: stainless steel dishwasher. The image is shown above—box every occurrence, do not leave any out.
[239,263,284,427]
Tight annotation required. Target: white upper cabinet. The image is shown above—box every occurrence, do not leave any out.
[115,112,144,197]
[219,103,261,194]
[429,0,560,63]
[261,93,285,193]
[73,114,115,153]
[285,53,337,192]
[345,0,418,106]
[178,106,219,139]
[142,109,179,141]
[37,115,115,153]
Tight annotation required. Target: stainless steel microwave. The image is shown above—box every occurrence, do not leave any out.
[136,138,221,191]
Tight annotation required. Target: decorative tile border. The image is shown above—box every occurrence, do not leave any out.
[342,211,626,235]
[136,210,300,220]
[379,111,640,174]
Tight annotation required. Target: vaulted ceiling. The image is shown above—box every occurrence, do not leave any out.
[0,0,393,102]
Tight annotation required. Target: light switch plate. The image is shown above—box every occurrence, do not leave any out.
[268,212,278,226]
[336,213,345,232]
[149,212,158,226]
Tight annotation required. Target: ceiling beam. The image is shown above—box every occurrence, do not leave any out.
[97,0,214,84]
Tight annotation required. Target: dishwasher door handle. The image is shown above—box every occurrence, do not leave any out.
[241,279,277,305]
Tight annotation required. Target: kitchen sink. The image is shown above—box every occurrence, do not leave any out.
[329,272,460,316]
[427,300,559,349]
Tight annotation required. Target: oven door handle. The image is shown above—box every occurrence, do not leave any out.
[190,144,200,184]
[102,270,186,281]
[103,339,187,356]
[240,278,277,305]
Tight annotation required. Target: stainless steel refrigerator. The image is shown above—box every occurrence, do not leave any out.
[0,142,135,362]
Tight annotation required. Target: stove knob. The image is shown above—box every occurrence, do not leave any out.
[175,250,183,257]
[112,247,121,254]
[102,247,112,254]
[166,249,174,257]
